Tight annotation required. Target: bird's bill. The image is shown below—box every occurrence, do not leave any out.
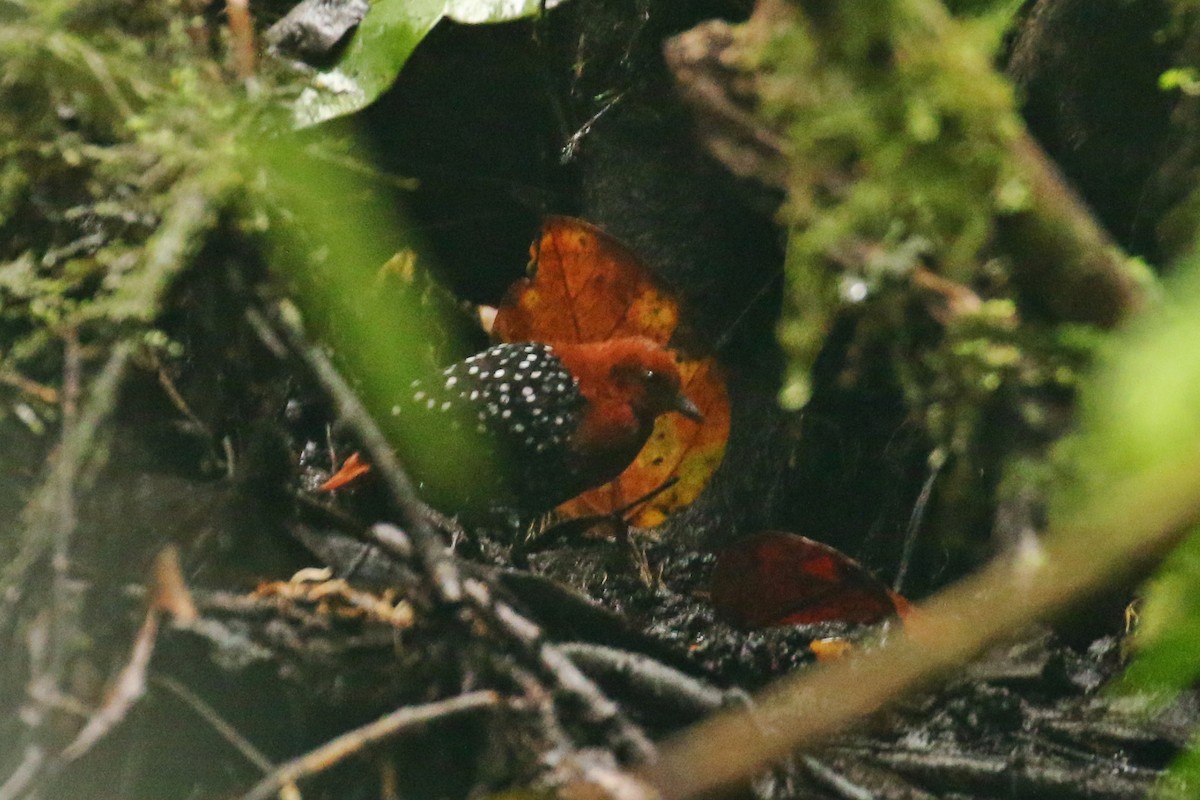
[673,393,704,423]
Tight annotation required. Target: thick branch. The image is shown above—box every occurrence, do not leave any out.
[641,449,1200,799]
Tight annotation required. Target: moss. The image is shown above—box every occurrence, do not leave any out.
[745,0,1130,567]
[752,0,1022,409]
[0,0,262,402]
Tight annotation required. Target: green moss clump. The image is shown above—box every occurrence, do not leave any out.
[0,0,261,423]
[752,0,1023,408]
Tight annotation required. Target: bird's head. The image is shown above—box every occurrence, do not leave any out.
[555,337,703,426]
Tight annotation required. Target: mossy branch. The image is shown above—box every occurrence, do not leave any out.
[999,133,1153,328]
[667,0,1151,351]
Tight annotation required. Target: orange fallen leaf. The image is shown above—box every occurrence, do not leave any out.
[493,216,730,526]
[809,637,856,662]
[318,451,371,491]
[710,531,909,628]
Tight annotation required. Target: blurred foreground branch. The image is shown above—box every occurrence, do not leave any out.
[642,448,1200,798]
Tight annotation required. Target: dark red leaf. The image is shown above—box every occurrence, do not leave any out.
[710,531,909,629]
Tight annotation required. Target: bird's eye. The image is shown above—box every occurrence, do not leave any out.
[640,369,676,395]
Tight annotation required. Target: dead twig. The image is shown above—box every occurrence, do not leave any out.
[102,173,226,324]
[0,343,132,635]
[149,545,199,623]
[263,302,657,763]
[462,579,657,763]
[234,691,501,800]
[3,546,202,794]
[0,370,59,404]
[833,745,1156,800]
[261,303,466,605]
[59,607,160,762]
[46,327,82,703]
[558,642,732,723]
[227,0,257,80]
[798,756,877,800]
[151,675,275,774]
[0,748,45,800]
[998,132,1150,328]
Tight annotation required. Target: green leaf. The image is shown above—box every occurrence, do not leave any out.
[1053,262,1200,520]
[294,0,567,126]
[1121,525,1200,701]
[254,133,497,507]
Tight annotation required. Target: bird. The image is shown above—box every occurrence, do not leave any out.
[401,336,703,517]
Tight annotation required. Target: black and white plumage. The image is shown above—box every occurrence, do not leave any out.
[397,336,702,517]
[401,341,587,513]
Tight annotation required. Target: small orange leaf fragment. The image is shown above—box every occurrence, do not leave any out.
[493,216,730,526]
[318,451,371,491]
[809,637,856,662]
[150,545,197,623]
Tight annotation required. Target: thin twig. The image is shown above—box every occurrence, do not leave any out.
[234,692,500,800]
[892,453,943,594]
[798,756,877,800]
[834,744,1156,799]
[0,344,132,635]
[102,173,225,324]
[464,582,657,762]
[303,144,419,191]
[998,132,1151,328]
[558,642,731,722]
[59,608,160,762]
[0,370,59,404]
[151,675,275,774]
[509,663,576,756]
[48,327,82,693]
[0,747,45,800]
[8,548,200,793]
[263,304,465,605]
[226,0,257,80]
[151,351,209,434]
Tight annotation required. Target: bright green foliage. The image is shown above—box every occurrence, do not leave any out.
[1052,256,1200,797]
[943,0,1025,18]
[1056,261,1200,522]
[295,0,569,125]
[1085,265,1200,676]
[1124,527,1200,705]
[255,133,494,508]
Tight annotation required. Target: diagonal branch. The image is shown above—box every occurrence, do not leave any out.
[235,692,500,800]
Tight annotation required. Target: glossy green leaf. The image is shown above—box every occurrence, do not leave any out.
[295,0,566,126]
